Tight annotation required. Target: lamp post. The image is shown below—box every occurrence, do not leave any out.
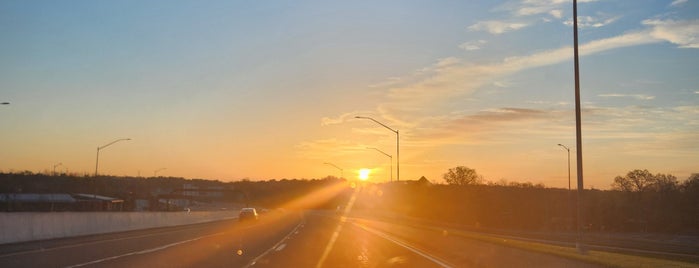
[154,168,167,177]
[94,138,131,176]
[558,144,573,233]
[53,162,63,175]
[557,144,571,191]
[323,162,343,179]
[355,116,399,181]
[366,147,392,182]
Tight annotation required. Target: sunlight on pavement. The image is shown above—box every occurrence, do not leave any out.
[315,187,360,268]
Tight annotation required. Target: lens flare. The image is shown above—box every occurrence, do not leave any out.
[359,169,370,181]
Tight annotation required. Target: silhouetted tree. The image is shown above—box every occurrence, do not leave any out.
[443,166,482,186]
[611,169,656,192]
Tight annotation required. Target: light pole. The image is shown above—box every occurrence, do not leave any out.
[355,116,399,181]
[323,162,343,179]
[557,144,571,191]
[558,144,573,233]
[94,138,131,176]
[154,168,167,177]
[366,147,392,182]
[53,162,63,175]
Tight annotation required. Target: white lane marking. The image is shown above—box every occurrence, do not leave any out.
[354,223,454,268]
[275,243,287,251]
[243,218,305,268]
[65,232,225,268]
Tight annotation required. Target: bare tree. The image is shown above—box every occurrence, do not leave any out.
[443,166,482,186]
[611,169,656,192]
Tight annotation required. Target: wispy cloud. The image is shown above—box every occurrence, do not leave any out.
[643,19,699,48]
[598,94,656,100]
[459,40,487,51]
[468,20,528,35]
[321,112,360,126]
[564,15,620,28]
[549,10,563,19]
[670,0,688,7]
[308,15,698,168]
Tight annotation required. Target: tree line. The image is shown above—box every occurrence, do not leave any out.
[1,168,697,234]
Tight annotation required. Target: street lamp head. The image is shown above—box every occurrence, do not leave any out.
[1,102,9,105]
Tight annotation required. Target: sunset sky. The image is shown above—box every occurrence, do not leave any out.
[1,0,698,188]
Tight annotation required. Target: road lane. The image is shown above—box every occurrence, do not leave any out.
[253,211,445,267]
[1,210,606,267]
[350,217,602,267]
[0,211,302,268]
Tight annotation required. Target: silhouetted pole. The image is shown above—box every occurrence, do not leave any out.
[154,168,167,177]
[355,116,399,181]
[573,0,586,253]
[367,147,393,182]
[323,162,343,179]
[94,138,131,176]
[53,162,63,175]
[558,144,573,231]
[557,144,571,191]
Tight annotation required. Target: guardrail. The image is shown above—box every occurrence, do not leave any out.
[0,211,237,244]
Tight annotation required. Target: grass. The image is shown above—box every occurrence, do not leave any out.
[445,228,699,268]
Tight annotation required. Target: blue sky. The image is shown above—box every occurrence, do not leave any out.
[1,0,698,188]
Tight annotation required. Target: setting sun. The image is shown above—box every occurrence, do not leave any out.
[358,169,371,181]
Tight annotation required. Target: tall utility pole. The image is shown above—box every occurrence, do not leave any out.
[573,0,585,253]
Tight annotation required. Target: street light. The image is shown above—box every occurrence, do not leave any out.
[557,144,571,191]
[154,168,167,177]
[558,144,574,234]
[323,162,343,179]
[1,102,9,105]
[94,138,131,176]
[355,116,400,181]
[53,162,63,175]
[366,147,392,182]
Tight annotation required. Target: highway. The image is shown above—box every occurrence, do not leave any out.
[0,210,603,267]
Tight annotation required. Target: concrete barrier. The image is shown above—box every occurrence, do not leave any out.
[0,211,237,244]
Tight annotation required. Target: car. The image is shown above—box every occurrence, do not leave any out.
[238,208,258,222]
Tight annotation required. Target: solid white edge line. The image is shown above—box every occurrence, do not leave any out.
[353,223,454,268]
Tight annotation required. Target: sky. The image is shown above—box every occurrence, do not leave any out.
[1,0,698,189]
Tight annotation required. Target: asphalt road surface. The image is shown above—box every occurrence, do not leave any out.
[0,210,602,267]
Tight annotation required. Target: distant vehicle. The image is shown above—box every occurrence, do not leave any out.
[238,208,258,222]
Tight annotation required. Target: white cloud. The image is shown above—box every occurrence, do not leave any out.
[643,19,699,48]
[598,94,656,100]
[468,20,528,35]
[564,15,620,28]
[670,0,688,7]
[549,10,563,19]
[321,111,366,126]
[459,40,487,51]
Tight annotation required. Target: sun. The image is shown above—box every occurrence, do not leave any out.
[358,168,371,181]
